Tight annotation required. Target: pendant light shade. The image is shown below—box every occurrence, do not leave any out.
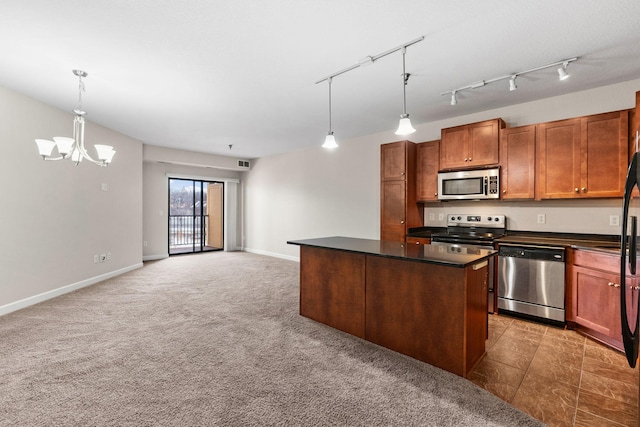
[322,132,338,149]
[395,47,416,136]
[395,114,416,136]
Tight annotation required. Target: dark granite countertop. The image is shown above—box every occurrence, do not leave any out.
[496,231,621,254]
[287,236,496,268]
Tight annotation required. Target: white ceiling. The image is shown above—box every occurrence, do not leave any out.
[1,1,639,159]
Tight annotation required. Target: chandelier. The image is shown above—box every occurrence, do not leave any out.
[35,69,115,166]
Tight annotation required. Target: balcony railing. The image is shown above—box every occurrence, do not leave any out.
[169,215,208,250]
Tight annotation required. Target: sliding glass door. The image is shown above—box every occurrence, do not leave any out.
[168,178,224,255]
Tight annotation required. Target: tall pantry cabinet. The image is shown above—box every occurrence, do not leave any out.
[380,141,423,242]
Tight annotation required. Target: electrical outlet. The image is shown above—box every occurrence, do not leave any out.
[99,253,106,262]
[537,214,546,224]
[438,213,445,221]
[94,255,99,264]
[107,252,112,260]
[609,215,620,226]
[429,213,435,221]
[101,183,108,191]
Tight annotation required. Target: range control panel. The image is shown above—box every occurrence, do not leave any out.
[446,214,506,228]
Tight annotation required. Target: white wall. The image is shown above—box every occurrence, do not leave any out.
[0,85,143,313]
[244,79,640,260]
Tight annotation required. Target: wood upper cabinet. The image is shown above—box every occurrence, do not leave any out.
[536,110,628,199]
[416,140,440,201]
[500,125,536,199]
[380,141,423,242]
[440,119,505,170]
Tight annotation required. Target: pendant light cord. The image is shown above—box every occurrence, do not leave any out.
[401,47,408,115]
[328,77,332,133]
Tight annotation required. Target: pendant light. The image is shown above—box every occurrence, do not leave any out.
[395,47,416,136]
[322,77,338,149]
[35,70,115,166]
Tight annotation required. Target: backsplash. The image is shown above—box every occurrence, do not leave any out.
[422,198,624,236]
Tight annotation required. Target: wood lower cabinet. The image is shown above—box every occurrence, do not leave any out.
[536,110,629,199]
[440,118,505,170]
[569,249,639,351]
[380,141,423,242]
[406,237,431,245]
[416,140,440,201]
[500,125,535,199]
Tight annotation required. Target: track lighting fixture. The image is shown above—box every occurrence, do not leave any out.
[322,77,338,149]
[395,47,416,136]
[316,36,425,144]
[441,57,577,106]
[557,61,570,80]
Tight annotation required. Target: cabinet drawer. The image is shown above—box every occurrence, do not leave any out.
[406,237,431,245]
[573,250,619,273]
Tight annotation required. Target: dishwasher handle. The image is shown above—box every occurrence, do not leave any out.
[498,245,565,262]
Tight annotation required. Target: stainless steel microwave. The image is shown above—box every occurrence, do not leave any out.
[437,168,500,200]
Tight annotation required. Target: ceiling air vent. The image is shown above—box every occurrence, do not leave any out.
[238,160,250,168]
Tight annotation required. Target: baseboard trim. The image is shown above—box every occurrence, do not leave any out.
[244,247,299,262]
[143,253,169,261]
[0,263,143,317]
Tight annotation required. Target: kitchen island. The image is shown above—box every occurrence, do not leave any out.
[287,236,497,378]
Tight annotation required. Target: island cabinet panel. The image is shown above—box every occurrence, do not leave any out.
[299,246,365,338]
[364,256,487,377]
[440,118,504,170]
[500,125,536,199]
[416,140,440,201]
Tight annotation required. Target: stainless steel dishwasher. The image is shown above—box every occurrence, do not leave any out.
[497,244,566,323]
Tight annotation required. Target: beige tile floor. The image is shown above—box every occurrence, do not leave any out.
[469,314,639,426]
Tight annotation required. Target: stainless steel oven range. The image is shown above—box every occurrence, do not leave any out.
[430,214,506,313]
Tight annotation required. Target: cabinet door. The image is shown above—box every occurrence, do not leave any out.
[468,119,500,167]
[580,111,628,198]
[416,140,440,201]
[381,141,408,181]
[440,126,468,170]
[573,265,621,338]
[500,125,535,199]
[536,118,581,199]
[381,180,406,242]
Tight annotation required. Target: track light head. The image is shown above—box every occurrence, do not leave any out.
[450,91,457,106]
[509,75,517,91]
[557,62,570,80]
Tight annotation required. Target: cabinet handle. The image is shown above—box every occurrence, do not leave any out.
[631,285,640,291]
[469,158,472,161]
[464,158,468,162]
[575,188,579,193]
[400,220,405,224]
[502,190,506,194]
[608,282,621,288]
[434,193,438,196]
[581,187,586,192]
[415,241,420,245]
[401,172,405,176]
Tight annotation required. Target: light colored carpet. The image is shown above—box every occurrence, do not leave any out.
[0,252,545,426]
